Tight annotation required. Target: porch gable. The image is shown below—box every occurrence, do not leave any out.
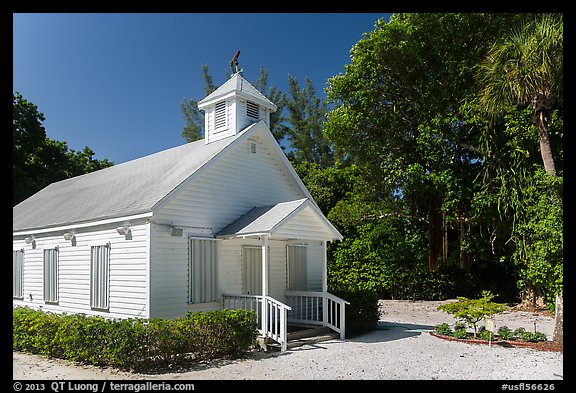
[215,198,342,241]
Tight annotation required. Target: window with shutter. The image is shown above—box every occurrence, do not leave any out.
[43,248,59,303]
[90,244,110,310]
[13,250,24,299]
[243,246,262,295]
[287,245,307,291]
[189,238,219,303]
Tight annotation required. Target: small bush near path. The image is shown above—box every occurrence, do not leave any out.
[437,291,506,337]
[433,322,548,344]
[330,288,380,337]
[13,307,258,372]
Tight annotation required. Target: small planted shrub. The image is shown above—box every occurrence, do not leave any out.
[497,326,515,340]
[434,322,452,336]
[513,327,526,338]
[437,290,506,338]
[329,288,380,338]
[479,329,495,341]
[454,327,467,339]
[520,331,547,342]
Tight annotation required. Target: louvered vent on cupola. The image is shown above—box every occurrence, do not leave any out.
[197,72,277,145]
[214,100,227,130]
[246,101,259,120]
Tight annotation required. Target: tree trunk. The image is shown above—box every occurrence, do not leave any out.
[428,198,443,272]
[532,90,556,176]
[553,293,563,344]
[442,210,448,268]
[458,222,473,271]
[537,111,556,175]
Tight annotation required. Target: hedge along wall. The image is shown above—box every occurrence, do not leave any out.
[13,307,258,371]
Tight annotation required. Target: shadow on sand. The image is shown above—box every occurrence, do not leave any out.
[349,321,436,344]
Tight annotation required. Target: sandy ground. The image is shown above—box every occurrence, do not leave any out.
[13,300,563,381]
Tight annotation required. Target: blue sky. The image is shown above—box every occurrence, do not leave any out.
[13,13,390,164]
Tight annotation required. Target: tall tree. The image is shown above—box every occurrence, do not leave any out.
[13,92,113,205]
[477,14,563,175]
[181,65,218,143]
[325,13,523,271]
[181,65,287,145]
[475,14,563,338]
[284,75,334,167]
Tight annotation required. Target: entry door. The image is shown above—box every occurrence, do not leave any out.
[243,246,262,295]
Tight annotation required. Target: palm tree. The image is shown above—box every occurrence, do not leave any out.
[477,14,562,175]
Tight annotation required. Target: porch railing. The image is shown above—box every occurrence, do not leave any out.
[222,294,292,351]
[284,290,350,339]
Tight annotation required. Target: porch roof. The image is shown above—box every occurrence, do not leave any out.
[215,198,343,241]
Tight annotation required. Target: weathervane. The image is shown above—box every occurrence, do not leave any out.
[230,50,242,74]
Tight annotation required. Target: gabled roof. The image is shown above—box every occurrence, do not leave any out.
[216,198,343,241]
[197,72,277,111]
[13,123,258,233]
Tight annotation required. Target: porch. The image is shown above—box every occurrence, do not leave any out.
[215,198,347,351]
[222,290,349,351]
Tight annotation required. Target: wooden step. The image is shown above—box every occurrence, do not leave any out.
[287,326,332,340]
[287,331,340,349]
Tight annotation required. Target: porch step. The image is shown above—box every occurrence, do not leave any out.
[286,331,340,349]
[287,325,333,340]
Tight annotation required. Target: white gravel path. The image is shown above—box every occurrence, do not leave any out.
[13,300,563,381]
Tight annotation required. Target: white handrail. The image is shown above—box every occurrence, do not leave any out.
[222,294,292,351]
[284,290,349,339]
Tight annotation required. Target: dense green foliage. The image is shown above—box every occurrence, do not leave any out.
[318,13,563,310]
[13,307,257,371]
[328,288,380,337]
[13,92,113,205]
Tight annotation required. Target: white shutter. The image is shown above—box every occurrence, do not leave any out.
[43,248,59,303]
[189,239,218,303]
[243,246,262,295]
[13,250,24,298]
[90,244,110,310]
[288,245,307,291]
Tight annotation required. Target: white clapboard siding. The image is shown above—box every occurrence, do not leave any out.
[13,221,149,319]
[150,233,291,318]
[154,133,305,232]
[275,205,336,241]
[148,223,190,319]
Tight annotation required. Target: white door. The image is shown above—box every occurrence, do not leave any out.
[243,246,262,295]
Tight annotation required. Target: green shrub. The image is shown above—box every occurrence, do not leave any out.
[513,327,527,338]
[13,307,258,371]
[497,326,515,340]
[454,328,468,339]
[434,323,452,336]
[518,330,547,342]
[437,290,506,337]
[479,329,495,341]
[527,331,547,342]
[329,288,380,338]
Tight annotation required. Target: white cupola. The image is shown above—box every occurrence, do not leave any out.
[197,72,277,144]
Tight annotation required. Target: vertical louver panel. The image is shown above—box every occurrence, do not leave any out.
[90,244,110,310]
[43,248,59,303]
[13,250,24,298]
[189,239,218,303]
[246,101,259,120]
[243,246,262,295]
[214,100,227,130]
[287,245,307,291]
